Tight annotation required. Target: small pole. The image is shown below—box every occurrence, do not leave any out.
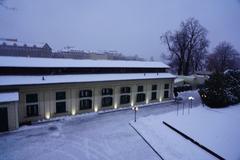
[182,102,184,115]
[177,103,179,116]
[134,109,136,122]
[188,102,190,115]
[132,106,138,122]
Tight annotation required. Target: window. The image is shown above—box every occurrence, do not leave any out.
[26,94,38,117]
[120,87,131,105]
[80,99,92,110]
[79,90,92,110]
[120,95,130,105]
[152,85,157,91]
[164,91,169,98]
[151,92,157,100]
[56,91,66,113]
[102,97,113,107]
[136,85,146,103]
[101,88,113,108]
[102,88,113,96]
[151,84,157,100]
[164,84,169,89]
[120,87,131,94]
[136,93,145,102]
[137,86,144,92]
[164,83,170,99]
[79,90,92,98]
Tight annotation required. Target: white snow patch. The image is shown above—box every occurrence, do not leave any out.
[0,92,19,103]
[132,104,240,160]
[0,73,175,86]
[0,56,170,68]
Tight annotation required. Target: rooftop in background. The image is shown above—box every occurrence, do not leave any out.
[0,92,19,103]
[0,39,48,48]
[0,56,169,68]
[0,73,176,87]
[0,39,52,58]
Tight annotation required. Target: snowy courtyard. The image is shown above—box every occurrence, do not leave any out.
[0,91,240,160]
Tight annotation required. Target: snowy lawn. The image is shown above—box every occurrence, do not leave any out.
[1,90,238,160]
[131,103,240,160]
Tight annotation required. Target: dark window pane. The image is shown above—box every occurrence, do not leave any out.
[152,85,157,91]
[164,91,169,98]
[26,104,38,117]
[136,93,145,102]
[102,97,113,107]
[79,90,92,98]
[56,102,66,113]
[120,87,131,94]
[79,99,92,110]
[102,88,113,96]
[120,95,130,105]
[26,94,38,103]
[164,84,169,89]
[56,91,66,100]
[151,92,157,100]
[137,86,144,92]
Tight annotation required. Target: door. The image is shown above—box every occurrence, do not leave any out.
[0,108,8,132]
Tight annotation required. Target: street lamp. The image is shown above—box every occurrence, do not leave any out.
[188,96,194,108]
[132,106,139,122]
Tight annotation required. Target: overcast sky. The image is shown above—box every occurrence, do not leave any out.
[0,0,240,60]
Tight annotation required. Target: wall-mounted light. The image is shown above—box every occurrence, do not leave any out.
[146,98,149,104]
[71,109,76,115]
[159,97,162,102]
[94,107,98,112]
[45,112,50,119]
[131,101,134,106]
[114,103,117,109]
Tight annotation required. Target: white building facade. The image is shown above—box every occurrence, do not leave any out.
[0,56,175,132]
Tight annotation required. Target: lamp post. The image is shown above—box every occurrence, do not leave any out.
[132,106,138,122]
[188,96,194,108]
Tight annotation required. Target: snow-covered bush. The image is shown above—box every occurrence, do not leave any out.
[199,70,240,108]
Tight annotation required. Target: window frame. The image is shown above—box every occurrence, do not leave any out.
[79,89,93,111]
[55,91,67,114]
[26,93,39,117]
[151,84,157,101]
[136,85,146,103]
[101,88,113,108]
[120,87,131,105]
[163,83,170,99]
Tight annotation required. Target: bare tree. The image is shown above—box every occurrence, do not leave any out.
[207,41,239,73]
[161,18,209,75]
[0,0,16,10]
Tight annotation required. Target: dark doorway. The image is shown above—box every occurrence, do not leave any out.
[0,108,8,132]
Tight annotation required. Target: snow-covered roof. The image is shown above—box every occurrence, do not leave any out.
[0,56,169,68]
[0,40,46,48]
[0,73,176,86]
[0,92,19,103]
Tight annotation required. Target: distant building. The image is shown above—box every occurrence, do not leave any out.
[0,39,52,57]
[0,39,144,61]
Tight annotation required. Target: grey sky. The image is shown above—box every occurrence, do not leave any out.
[0,0,240,60]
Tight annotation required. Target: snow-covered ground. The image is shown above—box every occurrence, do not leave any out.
[0,90,239,160]
[132,92,240,160]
